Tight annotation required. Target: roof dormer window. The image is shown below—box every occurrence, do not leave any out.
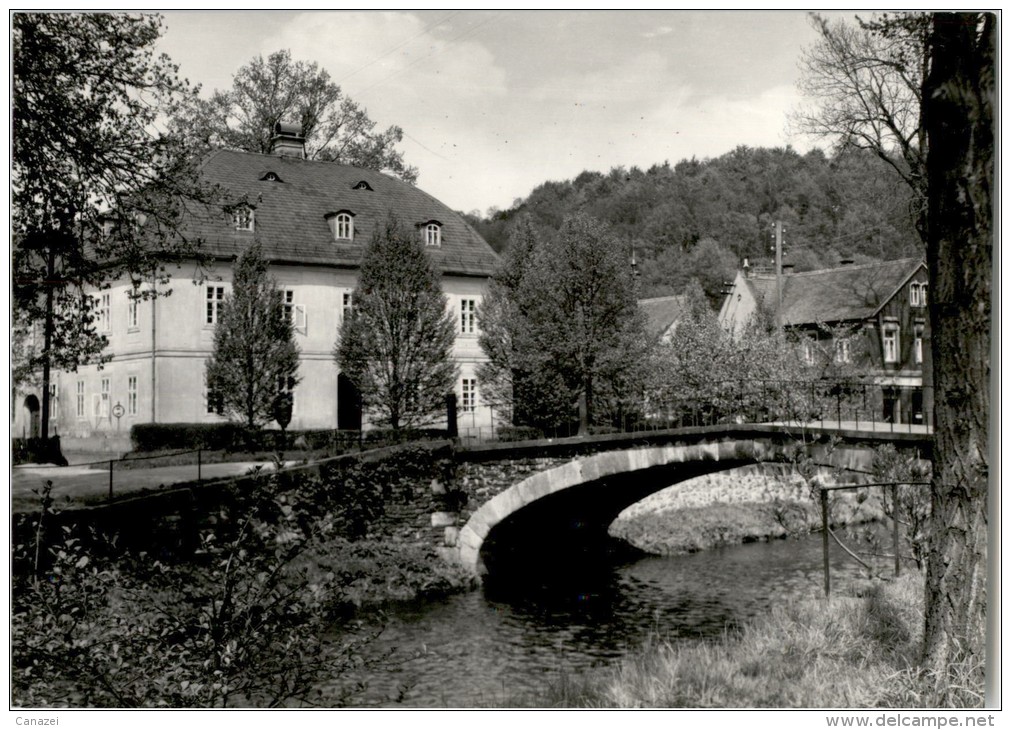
[353,180,373,191]
[421,220,442,247]
[325,210,355,241]
[260,171,283,183]
[233,205,255,232]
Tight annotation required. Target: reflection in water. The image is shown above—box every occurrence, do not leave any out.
[323,533,877,707]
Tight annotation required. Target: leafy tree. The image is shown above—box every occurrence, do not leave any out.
[13,12,214,443]
[486,145,922,287]
[643,281,860,426]
[205,244,300,429]
[484,214,649,434]
[477,217,574,430]
[921,11,993,689]
[172,49,418,183]
[641,236,737,306]
[336,216,457,431]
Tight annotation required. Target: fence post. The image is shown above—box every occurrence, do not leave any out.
[821,488,831,597]
[892,483,901,577]
[109,460,114,501]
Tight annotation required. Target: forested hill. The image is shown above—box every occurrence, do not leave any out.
[462,145,923,303]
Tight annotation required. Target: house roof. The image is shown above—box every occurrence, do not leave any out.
[639,295,686,338]
[749,258,925,326]
[181,149,499,277]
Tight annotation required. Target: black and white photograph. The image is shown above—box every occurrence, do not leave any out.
[9,9,997,719]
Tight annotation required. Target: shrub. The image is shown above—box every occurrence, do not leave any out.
[12,436,67,465]
[11,472,364,707]
[130,422,248,452]
[495,425,544,442]
[362,427,449,446]
[130,424,369,454]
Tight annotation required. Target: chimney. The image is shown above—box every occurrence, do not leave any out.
[269,122,305,159]
[839,258,855,266]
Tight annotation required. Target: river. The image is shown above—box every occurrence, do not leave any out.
[323,530,884,708]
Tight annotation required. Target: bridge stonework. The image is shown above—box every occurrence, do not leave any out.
[430,455,574,562]
[444,436,904,576]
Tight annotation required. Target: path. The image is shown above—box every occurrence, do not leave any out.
[12,460,287,513]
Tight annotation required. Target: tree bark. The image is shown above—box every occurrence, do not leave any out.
[921,12,994,685]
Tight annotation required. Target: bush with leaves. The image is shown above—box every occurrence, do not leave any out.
[873,444,933,570]
[12,469,383,708]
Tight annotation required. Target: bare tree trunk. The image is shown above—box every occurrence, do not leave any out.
[921,12,994,685]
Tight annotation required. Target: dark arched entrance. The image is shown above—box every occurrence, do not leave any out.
[337,372,362,431]
[23,395,41,438]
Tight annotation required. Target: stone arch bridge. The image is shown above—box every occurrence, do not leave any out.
[446,425,931,578]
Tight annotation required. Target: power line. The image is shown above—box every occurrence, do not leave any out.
[402,130,451,161]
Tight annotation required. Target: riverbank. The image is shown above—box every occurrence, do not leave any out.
[610,465,882,555]
[507,573,983,708]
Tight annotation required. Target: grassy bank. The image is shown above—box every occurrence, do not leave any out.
[507,574,983,708]
[611,465,882,555]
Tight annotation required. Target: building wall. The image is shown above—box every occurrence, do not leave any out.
[44,260,495,439]
[791,268,931,424]
[717,271,760,337]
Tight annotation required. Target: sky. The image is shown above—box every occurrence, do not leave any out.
[155,10,847,216]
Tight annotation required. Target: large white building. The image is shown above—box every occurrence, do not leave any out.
[18,127,500,447]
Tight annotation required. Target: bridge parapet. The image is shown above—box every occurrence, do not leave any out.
[448,430,929,577]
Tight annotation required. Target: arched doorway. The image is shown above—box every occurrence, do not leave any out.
[23,395,41,439]
[337,372,362,431]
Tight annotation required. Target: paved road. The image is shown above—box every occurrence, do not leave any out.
[12,460,286,513]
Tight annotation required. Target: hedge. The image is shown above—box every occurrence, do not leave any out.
[129,423,452,453]
[12,436,67,466]
[494,425,544,442]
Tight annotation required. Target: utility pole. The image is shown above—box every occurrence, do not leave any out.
[774,220,784,330]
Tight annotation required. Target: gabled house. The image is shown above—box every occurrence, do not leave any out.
[19,125,501,447]
[718,258,932,425]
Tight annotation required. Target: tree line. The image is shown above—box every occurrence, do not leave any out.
[465,145,925,307]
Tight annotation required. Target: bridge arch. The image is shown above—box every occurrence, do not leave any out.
[456,439,811,577]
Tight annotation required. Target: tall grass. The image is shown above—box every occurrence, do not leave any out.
[508,574,984,708]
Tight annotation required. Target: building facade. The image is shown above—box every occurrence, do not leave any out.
[718,258,932,425]
[20,128,500,444]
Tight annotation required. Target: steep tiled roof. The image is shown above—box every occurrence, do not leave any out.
[639,295,686,339]
[750,258,924,326]
[184,149,499,277]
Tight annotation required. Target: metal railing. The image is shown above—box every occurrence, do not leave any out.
[819,479,931,596]
[457,379,934,444]
[62,448,207,501]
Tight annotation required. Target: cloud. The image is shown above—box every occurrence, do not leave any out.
[190,10,819,213]
[264,13,507,117]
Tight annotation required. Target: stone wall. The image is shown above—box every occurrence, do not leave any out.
[363,453,573,563]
